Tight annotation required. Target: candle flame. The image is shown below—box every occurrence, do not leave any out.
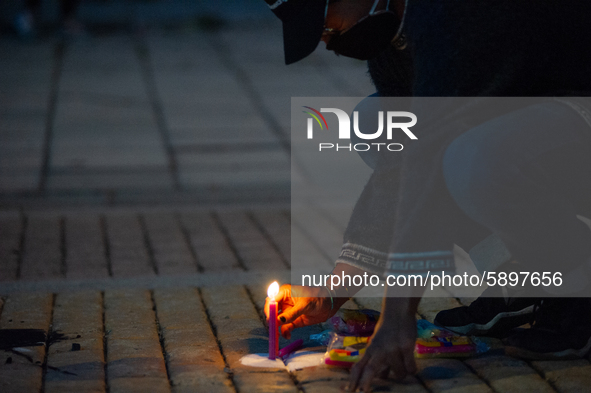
[267,281,279,299]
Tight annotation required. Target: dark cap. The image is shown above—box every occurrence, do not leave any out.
[264,0,328,64]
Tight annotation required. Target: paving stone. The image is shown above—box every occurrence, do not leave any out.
[154,73,247,101]
[107,339,163,364]
[1,26,368,205]
[0,346,46,367]
[531,359,591,392]
[0,213,23,281]
[251,210,291,265]
[104,289,169,392]
[50,291,103,336]
[104,290,159,340]
[49,338,103,356]
[0,39,54,66]
[169,125,278,147]
[105,214,155,278]
[0,173,41,193]
[45,291,103,391]
[179,212,242,272]
[150,43,261,131]
[59,39,147,99]
[53,101,155,130]
[60,71,149,98]
[0,148,44,169]
[216,211,287,271]
[0,293,53,393]
[0,362,46,393]
[141,213,197,276]
[295,367,349,393]
[163,342,220,363]
[48,170,174,191]
[0,110,45,130]
[360,376,429,393]
[109,377,170,393]
[300,370,427,393]
[45,349,105,393]
[20,213,63,280]
[164,105,268,131]
[179,170,290,189]
[176,150,289,172]
[153,288,233,392]
[465,355,554,393]
[233,372,298,393]
[218,30,349,100]
[44,380,106,393]
[201,285,297,392]
[217,29,283,67]
[51,142,168,170]
[0,92,49,114]
[103,289,153,317]
[51,126,161,146]
[64,214,110,280]
[104,324,159,341]
[0,292,53,330]
[417,358,493,393]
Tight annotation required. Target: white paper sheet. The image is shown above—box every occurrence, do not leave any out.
[239,350,324,371]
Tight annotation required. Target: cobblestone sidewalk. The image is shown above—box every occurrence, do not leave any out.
[0,23,373,208]
[2,208,591,392]
[2,18,591,393]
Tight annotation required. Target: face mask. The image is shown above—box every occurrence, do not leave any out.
[325,0,401,60]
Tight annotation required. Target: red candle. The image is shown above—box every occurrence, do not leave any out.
[268,281,279,360]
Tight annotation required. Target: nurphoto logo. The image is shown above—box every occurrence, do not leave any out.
[303,106,418,152]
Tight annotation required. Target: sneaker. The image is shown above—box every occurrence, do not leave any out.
[504,298,591,360]
[434,285,536,337]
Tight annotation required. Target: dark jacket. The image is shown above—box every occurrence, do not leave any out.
[336,1,591,277]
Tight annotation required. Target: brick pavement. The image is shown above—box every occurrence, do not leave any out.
[0,21,374,208]
[2,18,591,393]
[1,207,591,392]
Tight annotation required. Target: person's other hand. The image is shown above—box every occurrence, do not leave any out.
[349,304,417,392]
[264,284,336,339]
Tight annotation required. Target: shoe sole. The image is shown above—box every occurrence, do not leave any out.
[436,305,535,336]
[505,335,591,360]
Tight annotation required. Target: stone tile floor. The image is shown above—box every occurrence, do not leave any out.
[0,22,373,208]
[2,208,591,392]
[2,20,591,393]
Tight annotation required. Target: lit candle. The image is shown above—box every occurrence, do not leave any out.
[267,281,280,360]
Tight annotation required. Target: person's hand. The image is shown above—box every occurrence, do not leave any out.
[264,284,337,339]
[349,299,418,392]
